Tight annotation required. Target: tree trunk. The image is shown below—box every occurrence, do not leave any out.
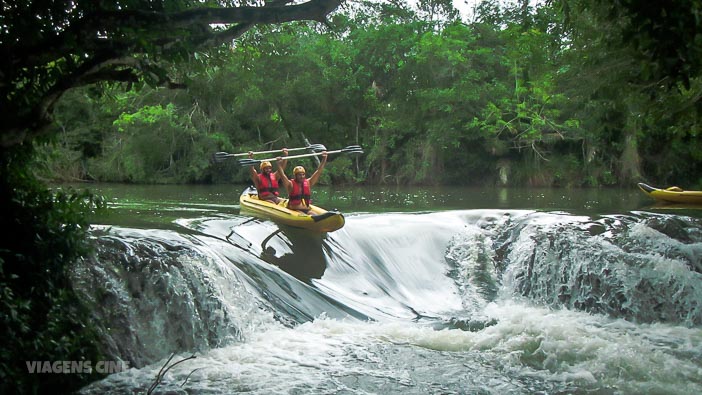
[619,115,642,183]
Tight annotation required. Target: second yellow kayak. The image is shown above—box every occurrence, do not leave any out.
[637,182,702,205]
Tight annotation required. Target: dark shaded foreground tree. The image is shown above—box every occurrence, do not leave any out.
[0,1,342,393]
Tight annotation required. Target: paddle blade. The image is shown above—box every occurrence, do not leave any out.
[342,145,364,154]
[213,152,234,163]
[237,158,260,167]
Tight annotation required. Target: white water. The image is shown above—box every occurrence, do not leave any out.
[77,209,702,394]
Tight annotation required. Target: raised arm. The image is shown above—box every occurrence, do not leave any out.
[276,148,289,172]
[247,151,260,187]
[276,154,292,190]
[308,151,327,186]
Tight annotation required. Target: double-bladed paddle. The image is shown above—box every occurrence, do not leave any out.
[213,144,327,163]
[236,145,364,167]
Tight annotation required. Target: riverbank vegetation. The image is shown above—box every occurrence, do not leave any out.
[39,1,702,188]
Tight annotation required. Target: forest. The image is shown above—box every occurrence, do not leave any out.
[1,0,701,393]
[38,0,702,188]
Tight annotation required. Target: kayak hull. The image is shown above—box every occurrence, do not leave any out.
[239,186,345,232]
[637,182,702,205]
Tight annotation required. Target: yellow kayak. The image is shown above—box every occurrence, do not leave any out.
[637,182,702,205]
[239,186,345,232]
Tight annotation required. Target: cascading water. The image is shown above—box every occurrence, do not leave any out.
[494,211,702,324]
[72,227,278,368]
[76,209,702,394]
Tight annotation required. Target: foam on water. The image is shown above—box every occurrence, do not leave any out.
[77,209,702,393]
[452,211,702,325]
[81,301,702,394]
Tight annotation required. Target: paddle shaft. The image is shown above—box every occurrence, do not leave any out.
[219,145,323,158]
[244,147,360,165]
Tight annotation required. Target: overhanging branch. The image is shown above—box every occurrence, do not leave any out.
[11,0,342,69]
[1,0,344,148]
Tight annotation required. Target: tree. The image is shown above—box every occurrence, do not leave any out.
[0,0,343,148]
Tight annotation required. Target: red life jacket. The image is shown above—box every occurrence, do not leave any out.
[289,179,311,207]
[257,173,279,199]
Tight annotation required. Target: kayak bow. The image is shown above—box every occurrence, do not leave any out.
[637,182,702,205]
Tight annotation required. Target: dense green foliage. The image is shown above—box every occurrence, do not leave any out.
[40,0,702,188]
[0,0,341,147]
[0,146,106,393]
[565,0,702,89]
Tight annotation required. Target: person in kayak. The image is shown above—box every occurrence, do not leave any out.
[276,151,327,214]
[248,148,288,203]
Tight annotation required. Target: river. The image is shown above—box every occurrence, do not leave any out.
[69,183,702,394]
